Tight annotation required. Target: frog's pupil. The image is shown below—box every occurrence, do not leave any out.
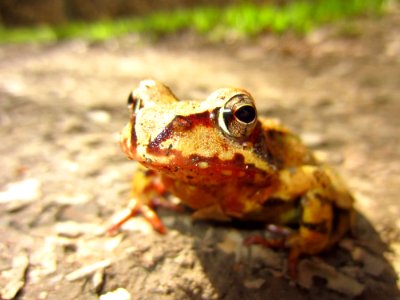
[234,105,256,123]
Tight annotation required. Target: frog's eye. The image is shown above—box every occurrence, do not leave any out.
[218,93,257,140]
[127,92,143,114]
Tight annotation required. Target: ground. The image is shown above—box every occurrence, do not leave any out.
[0,9,399,300]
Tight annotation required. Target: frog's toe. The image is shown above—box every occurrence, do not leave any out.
[243,235,286,248]
[140,203,167,234]
[107,198,166,234]
[106,206,138,235]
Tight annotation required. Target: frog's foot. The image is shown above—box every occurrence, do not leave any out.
[107,198,166,235]
[287,246,300,279]
[244,234,300,279]
[244,225,300,278]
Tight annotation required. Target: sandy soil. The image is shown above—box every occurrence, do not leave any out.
[0,10,399,300]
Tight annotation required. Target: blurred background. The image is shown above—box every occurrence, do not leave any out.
[0,0,391,42]
[0,0,321,26]
[0,0,266,25]
[0,1,399,299]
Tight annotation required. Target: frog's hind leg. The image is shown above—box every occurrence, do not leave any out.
[246,166,353,278]
[296,190,333,254]
[285,190,334,277]
[244,190,335,278]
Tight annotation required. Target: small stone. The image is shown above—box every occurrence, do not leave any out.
[55,221,84,238]
[29,237,58,281]
[243,278,266,289]
[203,228,215,242]
[92,269,104,293]
[217,230,243,255]
[0,179,41,211]
[217,238,236,254]
[300,132,326,147]
[103,235,123,252]
[388,242,400,281]
[87,110,111,124]
[99,288,131,300]
[250,245,283,270]
[38,291,48,299]
[351,247,386,276]
[339,238,354,251]
[298,258,365,297]
[174,251,195,269]
[60,116,85,133]
[0,252,29,300]
[314,150,344,164]
[55,194,90,205]
[65,260,112,282]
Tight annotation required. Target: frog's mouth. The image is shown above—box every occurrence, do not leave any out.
[139,148,274,185]
[120,121,137,160]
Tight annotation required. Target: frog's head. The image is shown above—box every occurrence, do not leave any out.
[120,80,276,184]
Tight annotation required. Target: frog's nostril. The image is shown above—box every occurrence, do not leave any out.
[127,92,134,106]
[127,92,143,114]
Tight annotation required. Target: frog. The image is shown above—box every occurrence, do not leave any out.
[115,79,354,277]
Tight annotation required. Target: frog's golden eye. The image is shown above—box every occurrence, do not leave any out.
[127,92,143,114]
[218,93,257,140]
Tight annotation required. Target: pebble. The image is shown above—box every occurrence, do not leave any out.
[250,245,283,270]
[99,288,131,300]
[217,230,243,255]
[243,278,266,289]
[65,259,112,281]
[0,252,29,300]
[92,268,105,293]
[87,110,111,124]
[55,221,101,238]
[298,258,365,297]
[351,247,386,277]
[300,132,326,147]
[0,178,41,204]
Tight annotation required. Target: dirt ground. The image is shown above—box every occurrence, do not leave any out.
[0,8,399,300]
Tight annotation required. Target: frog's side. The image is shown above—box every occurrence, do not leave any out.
[116,79,354,275]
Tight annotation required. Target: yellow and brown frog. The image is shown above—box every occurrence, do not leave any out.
[115,79,354,276]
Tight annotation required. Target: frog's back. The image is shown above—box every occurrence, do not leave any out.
[259,118,316,169]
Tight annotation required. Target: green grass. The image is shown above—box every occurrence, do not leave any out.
[0,0,388,43]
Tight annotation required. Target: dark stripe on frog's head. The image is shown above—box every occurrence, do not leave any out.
[146,111,212,155]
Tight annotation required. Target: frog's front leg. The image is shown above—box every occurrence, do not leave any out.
[107,165,170,234]
[107,197,166,234]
